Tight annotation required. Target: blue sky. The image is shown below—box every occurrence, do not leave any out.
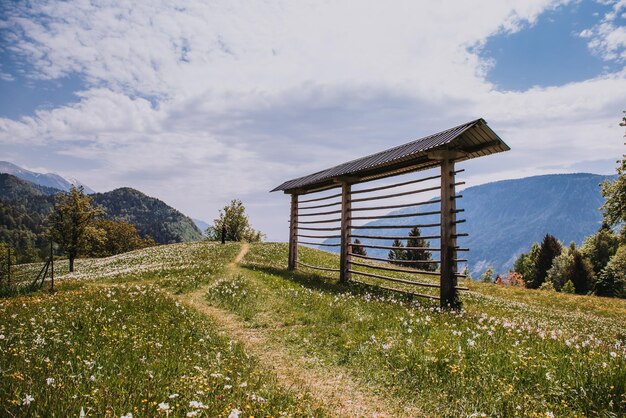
[0,0,625,240]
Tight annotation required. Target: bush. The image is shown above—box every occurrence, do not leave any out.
[562,280,576,294]
[539,281,556,292]
[581,225,620,275]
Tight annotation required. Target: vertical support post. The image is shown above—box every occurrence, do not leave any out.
[7,247,10,286]
[440,158,459,309]
[50,242,54,292]
[340,182,352,283]
[288,193,298,270]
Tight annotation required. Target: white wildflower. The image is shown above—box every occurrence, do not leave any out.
[120,413,133,418]
[46,377,55,385]
[22,394,34,406]
[169,394,179,399]
[610,352,617,358]
[228,409,242,418]
[158,402,170,411]
[223,385,233,390]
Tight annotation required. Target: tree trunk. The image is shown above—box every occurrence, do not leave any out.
[69,255,75,273]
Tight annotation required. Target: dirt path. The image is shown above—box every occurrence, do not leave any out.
[176,243,422,418]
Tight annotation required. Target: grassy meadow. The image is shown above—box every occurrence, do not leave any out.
[1,241,625,417]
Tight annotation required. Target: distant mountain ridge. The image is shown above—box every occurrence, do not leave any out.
[0,161,95,194]
[323,173,615,275]
[0,174,203,257]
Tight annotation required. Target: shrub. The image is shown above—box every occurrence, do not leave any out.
[581,225,620,275]
[562,280,576,294]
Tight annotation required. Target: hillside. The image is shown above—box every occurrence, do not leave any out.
[0,161,95,193]
[2,242,624,416]
[92,188,203,243]
[0,174,203,256]
[324,173,614,275]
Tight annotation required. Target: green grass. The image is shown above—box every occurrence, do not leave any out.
[206,243,626,417]
[0,280,323,417]
[2,240,626,416]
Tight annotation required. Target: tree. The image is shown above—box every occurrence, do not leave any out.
[570,249,595,294]
[405,226,436,271]
[48,186,103,272]
[581,224,620,275]
[352,239,367,256]
[600,112,626,231]
[562,280,576,294]
[481,266,494,283]
[82,219,155,257]
[207,199,263,242]
[546,250,574,291]
[513,242,540,285]
[596,245,626,298]
[529,234,562,289]
[388,239,406,264]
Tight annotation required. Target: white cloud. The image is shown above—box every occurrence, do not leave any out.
[579,0,626,62]
[0,0,624,240]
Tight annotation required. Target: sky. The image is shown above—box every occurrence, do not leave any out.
[0,0,625,241]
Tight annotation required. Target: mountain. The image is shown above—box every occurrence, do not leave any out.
[192,218,210,235]
[0,174,203,260]
[323,173,615,276]
[0,161,95,194]
[91,188,203,244]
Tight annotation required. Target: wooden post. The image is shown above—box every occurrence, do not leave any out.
[288,193,298,270]
[7,247,10,286]
[50,242,54,292]
[440,158,459,309]
[340,182,352,283]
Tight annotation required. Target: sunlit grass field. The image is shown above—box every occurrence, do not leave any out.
[2,241,626,417]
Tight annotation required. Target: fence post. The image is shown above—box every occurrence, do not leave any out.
[7,247,10,286]
[288,193,298,270]
[50,242,54,292]
[340,182,352,283]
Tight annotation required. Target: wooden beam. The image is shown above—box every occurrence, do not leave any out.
[339,182,352,283]
[288,193,298,270]
[440,157,460,309]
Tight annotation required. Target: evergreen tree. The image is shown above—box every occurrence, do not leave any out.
[405,226,435,271]
[529,234,562,289]
[208,199,263,242]
[570,248,596,294]
[48,186,103,272]
[481,266,494,283]
[561,280,576,294]
[388,239,405,264]
[352,239,367,256]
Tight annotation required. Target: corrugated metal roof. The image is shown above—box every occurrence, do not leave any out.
[271,118,509,193]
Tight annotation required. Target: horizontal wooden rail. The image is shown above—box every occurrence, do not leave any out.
[349,252,440,264]
[453,169,465,175]
[349,269,439,288]
[351,199,441,212]
[297,218,342,224]
[351,242,441,251]
[455,248,469,252]
[351,185,440,203]
[452,219,466,225]
[453,259,468,263]
[349,269,469,292]
[298,209,342,217]
[297,234,341,239]
[350,210,440,221]
[299,226,342,231]
[349,260,440,276]
[349,234,441,240]
[351,223,441,230]
[298,241,341,247]
[452,194,463,200]
[350,277,441,300]
[452,233,468,237]
[299,192,342,203]
[299,200,341,210]
[297,261,340,272]
[351,174,441,195]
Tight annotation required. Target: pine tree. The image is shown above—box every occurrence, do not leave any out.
[529,234,562,289]
[352,239,367,256]
[405,226,435,271]
[388,239,405,265]
[570,249,595,294]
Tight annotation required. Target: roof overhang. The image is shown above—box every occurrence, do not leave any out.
[271,118,509,194]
